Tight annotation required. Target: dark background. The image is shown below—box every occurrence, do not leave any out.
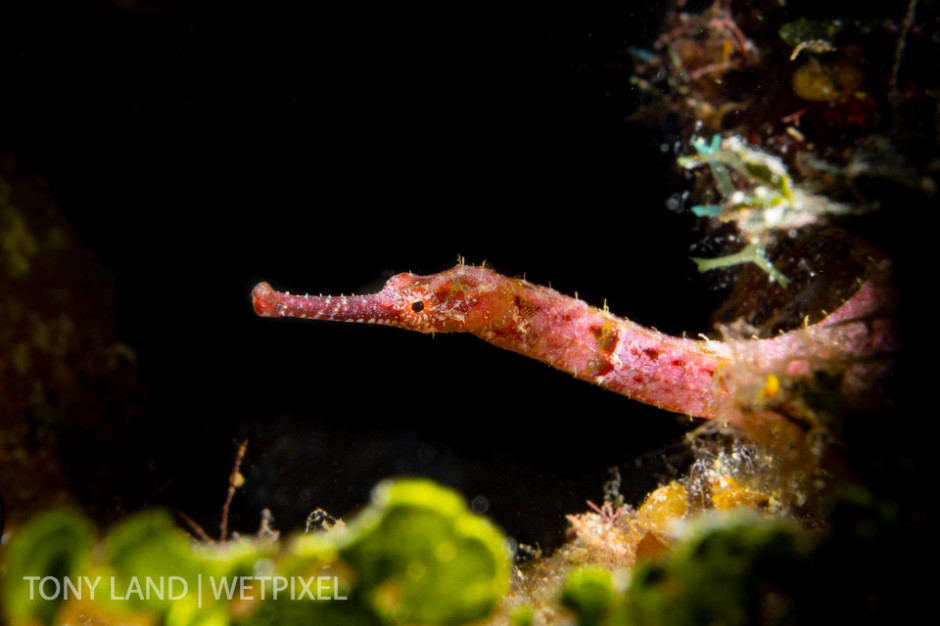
[1,0,752,548]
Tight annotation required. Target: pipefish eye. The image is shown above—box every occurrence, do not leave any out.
[411,301,425,312]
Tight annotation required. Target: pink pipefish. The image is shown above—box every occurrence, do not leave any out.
[252,262,894,419]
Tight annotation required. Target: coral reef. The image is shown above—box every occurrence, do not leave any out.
[1,0,933,624]
[0,147,142,525]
